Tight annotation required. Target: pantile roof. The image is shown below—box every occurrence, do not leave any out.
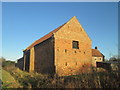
[92,49,104,57]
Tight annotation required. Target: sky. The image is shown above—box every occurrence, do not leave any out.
[2,2,118,61]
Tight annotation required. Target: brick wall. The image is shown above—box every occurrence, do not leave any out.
[34,37,55,75]
[54,17,92,76]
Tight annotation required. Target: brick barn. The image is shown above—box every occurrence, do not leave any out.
[17,16,104,76]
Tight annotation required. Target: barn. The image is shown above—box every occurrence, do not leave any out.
[17,16,104,76]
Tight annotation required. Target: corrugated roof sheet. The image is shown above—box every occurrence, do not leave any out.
[92,49,104,57]
[25,23,66,51]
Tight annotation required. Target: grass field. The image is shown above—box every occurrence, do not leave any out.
[2,69,21,88]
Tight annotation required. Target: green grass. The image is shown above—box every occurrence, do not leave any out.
[2,69,21,88]
[3,66,48,88]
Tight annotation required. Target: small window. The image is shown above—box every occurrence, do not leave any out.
[72,41,79,49]
[65,49,67,53]
[94,57,97,60]
[65,62,67,66]
[100,58,101,60]
[75,51,77,53]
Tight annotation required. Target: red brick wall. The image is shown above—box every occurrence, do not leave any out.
[54,17,92,76]
[34,37,55,75]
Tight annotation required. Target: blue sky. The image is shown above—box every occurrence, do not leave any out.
[2,2,118,61]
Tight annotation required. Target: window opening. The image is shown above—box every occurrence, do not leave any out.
[65,62,67,66]
[72,41,79,49]
[65,49,67,53]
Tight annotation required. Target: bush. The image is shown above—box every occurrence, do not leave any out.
[0,57,15,68]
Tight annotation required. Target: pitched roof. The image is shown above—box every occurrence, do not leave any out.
[24,23,66,51]
[24,16,88,51]
[92,49,104,57]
